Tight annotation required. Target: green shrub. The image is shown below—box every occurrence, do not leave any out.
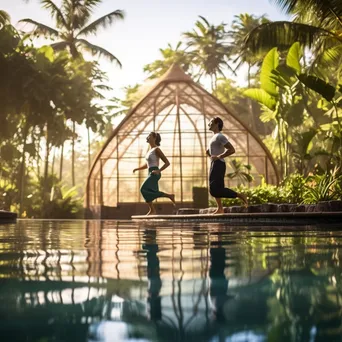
[282,173,307,204]
[209,170,342,207]
[303,168,342,203]
[216,183,286,207]
[42,185,84,219]
[25,174,83,218]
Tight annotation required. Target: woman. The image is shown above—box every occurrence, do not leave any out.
[133,132,176,215]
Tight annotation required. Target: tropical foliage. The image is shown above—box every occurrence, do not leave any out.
[0,5,119,217]
[2,0,342,217]
[219,169,342,206]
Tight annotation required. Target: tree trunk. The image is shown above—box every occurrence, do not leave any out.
[247,63,257,132]
[87,127,91,170]
[59,142,64,181]
[19,122,29,217]
[0,145,2,183]
[277,119,284,179]
[43,126,51,215]
[284,125,289,177]
[51,146,56,176]
[43,131,50,189]
[36,139,40,179]
[247,63,251,88]
[72,121,76,186]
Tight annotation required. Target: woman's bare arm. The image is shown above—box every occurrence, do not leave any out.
[133,163,148,173]
[154,148,170,173]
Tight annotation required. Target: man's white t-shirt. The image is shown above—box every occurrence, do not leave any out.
[209,133,229,162]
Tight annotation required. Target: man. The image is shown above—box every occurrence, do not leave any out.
[206,117,248,214]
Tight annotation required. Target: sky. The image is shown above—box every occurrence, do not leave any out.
[1,0,288,98]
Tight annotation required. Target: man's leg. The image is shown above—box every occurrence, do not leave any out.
[237,192,248,207]
[210,161,248,211]
[213,197,224,214]
[210,161,226,214]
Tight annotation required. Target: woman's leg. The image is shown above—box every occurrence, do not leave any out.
[160,192,176,205]
[141,172,164,203]
[140,169,168,214]
[146,201,156,216]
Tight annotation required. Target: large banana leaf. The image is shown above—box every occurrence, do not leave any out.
[260,47,279,97]
[244,88,277,110]
[286,42,302,74]
[298,74,336,101]
[270,64,297,88]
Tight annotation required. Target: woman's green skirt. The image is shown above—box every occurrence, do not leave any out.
[140,166,165,202]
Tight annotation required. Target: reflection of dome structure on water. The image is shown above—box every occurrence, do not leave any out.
[86,64,279,218]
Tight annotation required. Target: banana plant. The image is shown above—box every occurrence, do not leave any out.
[244,42,306,178]
[298,73,342,169]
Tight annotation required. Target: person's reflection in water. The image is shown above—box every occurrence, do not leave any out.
[143,229,162,321]
[209,241,232,323]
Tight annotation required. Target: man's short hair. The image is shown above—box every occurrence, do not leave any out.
[213,117,223,131]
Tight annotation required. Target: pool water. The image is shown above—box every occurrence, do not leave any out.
[0,220,342,342]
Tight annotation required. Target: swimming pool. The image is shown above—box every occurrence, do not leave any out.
[0,220,341,341]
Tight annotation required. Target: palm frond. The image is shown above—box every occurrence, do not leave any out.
[244,21,340,53]
[309,44,342,75]
[76,38,122,66]
[41,0,67,28]
[19,18,59,37]
[62,1,88,30]
[95,84,113,91]
[94,90,105,100]
[0,10,10,26]
[175,41,182,50]
[198,16,210,27]
[84,0,104,12]
[77,9,125,36]
[50,41,69,51]
[272,0,342,26]
[223,61,237,76]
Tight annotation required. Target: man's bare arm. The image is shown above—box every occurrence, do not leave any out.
[218,141,235,159]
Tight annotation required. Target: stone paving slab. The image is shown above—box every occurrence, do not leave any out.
[132,211,342,225]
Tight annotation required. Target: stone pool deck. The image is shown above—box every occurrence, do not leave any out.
[132,201,342,225]
[0,210,17,222]
[132,211,342,225]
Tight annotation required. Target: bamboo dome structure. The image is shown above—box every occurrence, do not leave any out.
[86,64,279,218]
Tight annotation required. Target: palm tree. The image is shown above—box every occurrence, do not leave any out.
[0,10,20,52]
[144,42,193,79]
[229,13,269,132]
[229,13,269,87]
[21,0,124,185]
[20,0,125,65]
[243,0,342,73]
[183,16,234,91]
